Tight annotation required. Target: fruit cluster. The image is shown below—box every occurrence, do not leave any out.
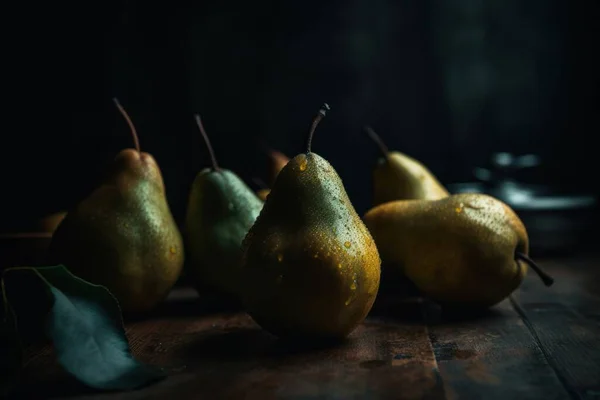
[47,99,553,341]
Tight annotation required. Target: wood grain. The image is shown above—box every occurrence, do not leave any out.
[11,289,444,400]
[424,295,571,400]
[511,256,600,400]
[6,256,600,399]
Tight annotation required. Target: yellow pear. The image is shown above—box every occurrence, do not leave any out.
[241,104,381,339]
[253,149,290,201]
[363,193,553,308]
[265,149,290,187]
[364,126,448,205]
[38,211,67,234]
[256,188,270,202]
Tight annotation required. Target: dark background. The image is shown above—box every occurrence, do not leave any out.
[2,0,599,231]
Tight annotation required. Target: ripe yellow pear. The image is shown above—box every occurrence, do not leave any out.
[241,104,381,340]
[251,177,271,202]
[265,149,290,187]
[254,149,290,201]
[256,188,270,202]
[363,193,553,308]
[364,126,448,205]
[38,211,67,234]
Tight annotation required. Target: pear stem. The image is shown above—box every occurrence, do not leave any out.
[515,252,554,286]
[194,114,220,171]
[306,103,330,153]
[113,98,140,153]
[363,125,389,158]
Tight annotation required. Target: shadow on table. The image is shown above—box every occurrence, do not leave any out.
[367,262,425,323]
[6,374,97,400]
[368,263,508,324]
[124,285,245,322]
[424,302,506,325]
[177,327,350,364]
[371,296,506,327]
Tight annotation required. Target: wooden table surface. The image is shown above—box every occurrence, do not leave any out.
[8,255,600,400]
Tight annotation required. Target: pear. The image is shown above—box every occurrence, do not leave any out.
[47,98,184,314]
[364,126,448,205]
[251,177,271,202]
[256,189,270,202]
[241,104,381,340]
[265,149,290,187]
[184,115,263,298]
[254,149,290,201]
[38,211,67,234]
[363,194,553,308]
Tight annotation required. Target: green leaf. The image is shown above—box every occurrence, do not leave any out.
[2,265,165,391]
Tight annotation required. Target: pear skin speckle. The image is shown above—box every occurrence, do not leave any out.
[373,151,449,204]
[364,194,529,308]
[47,150,184,314]
[184,168,264,297]
[241,152,381,339]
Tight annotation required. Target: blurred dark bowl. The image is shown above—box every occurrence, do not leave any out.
[447,181,598,256]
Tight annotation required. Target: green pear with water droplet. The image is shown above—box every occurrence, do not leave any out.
[184,115,264,298]
[240,105,381,340]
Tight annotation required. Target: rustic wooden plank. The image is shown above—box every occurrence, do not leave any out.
[515,256,600,309]
[425,294,572,400]
[511,256,600,400]
[10,288,444,400]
